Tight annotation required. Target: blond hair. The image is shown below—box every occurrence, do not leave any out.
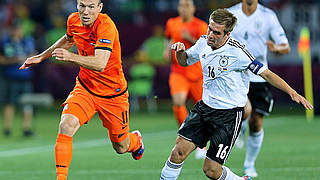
[209,9,237,34]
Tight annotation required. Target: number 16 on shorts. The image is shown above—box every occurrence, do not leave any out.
[216,144,229,159]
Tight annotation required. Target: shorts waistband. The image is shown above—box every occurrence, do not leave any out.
[78,77,127,99]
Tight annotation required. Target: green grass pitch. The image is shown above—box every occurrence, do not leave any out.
[0,106,319,180]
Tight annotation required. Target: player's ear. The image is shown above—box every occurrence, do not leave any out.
[98,2,103,12]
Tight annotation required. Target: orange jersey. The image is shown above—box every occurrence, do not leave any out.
[165,16,208,81]
[66,12,127,97]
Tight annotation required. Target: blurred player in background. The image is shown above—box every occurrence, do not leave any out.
[20,0,144,179]
[0,24,35,137]
[228,0,291,177]
[164,0,208,159]
[160,8,311,180]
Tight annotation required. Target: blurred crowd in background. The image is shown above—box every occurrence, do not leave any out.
[0,0,319,108]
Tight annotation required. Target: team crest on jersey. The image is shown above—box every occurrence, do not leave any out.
[99,39,111,44]
[219,55,229,67]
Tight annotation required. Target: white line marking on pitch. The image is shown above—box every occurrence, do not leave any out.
[0,116,305,158]
[0,130,176,158]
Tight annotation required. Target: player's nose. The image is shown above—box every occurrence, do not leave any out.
[208,31,215,38]
[83,7,89,14]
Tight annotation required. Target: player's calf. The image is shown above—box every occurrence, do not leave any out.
[112,142,129,154]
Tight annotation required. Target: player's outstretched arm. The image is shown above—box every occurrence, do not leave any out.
[259,69,313,110]
[266,40,291,54]
[20,34,74,69]
[171,42,188,67]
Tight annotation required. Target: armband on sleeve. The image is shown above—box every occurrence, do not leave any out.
[248,59,267,75]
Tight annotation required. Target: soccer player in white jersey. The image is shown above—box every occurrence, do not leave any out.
[160,9,312,180]
[228,0,291,177]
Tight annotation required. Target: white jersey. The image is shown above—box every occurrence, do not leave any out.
[228,3,288,82]
[186,36,267,109]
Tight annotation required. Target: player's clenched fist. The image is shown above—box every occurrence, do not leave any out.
[52,48,72,61]
[171,42,185,52]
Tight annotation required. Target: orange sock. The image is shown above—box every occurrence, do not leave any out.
[127,132,140,152]
[55,134,73,180]
[173,105,188,126]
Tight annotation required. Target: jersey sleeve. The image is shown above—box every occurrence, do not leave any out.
[269,11,289,45]
[95,20,116,52]
[185,36,205,65]
[238,47,267,75]
[66,13,76,38]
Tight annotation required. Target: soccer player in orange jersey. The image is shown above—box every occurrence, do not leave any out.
[20,0,144,179]
[164,0,208,159]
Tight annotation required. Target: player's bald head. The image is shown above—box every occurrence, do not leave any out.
[77,0,103,26]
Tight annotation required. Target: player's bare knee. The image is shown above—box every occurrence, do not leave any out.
[203,164,220,180]
[170,147,186,163]
[203,167,217,180]
[249,112,264,132]
[59,114,80,136]
[114,147,127,154]
[112,142,128,154]
[172,94,187,106]
[173,101,185,106]
[114,145,128,154]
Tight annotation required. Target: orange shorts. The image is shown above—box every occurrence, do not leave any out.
[62,80,130,143]
[169,72,203,103]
